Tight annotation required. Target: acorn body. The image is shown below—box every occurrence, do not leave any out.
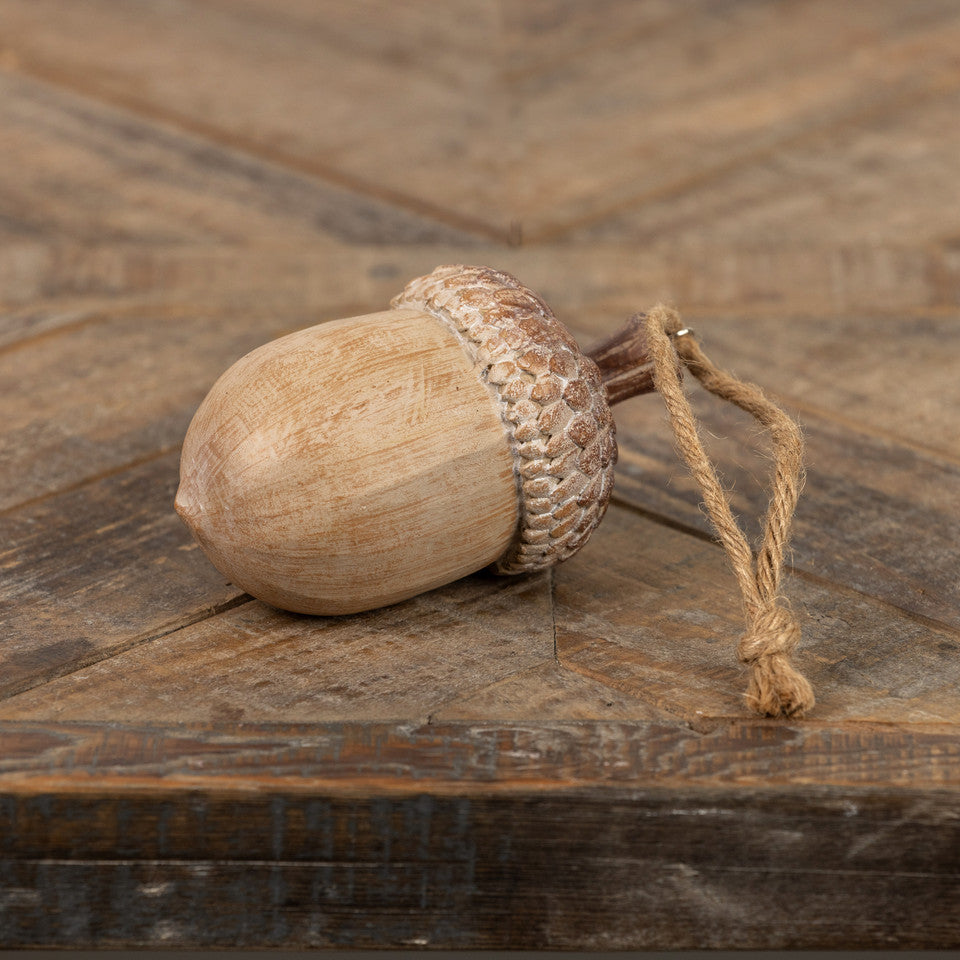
[176,265,618,615]
[176,308,519,614]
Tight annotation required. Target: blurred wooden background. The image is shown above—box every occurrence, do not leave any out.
[1,1,959,949]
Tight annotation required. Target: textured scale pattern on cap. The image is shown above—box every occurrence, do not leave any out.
[392,264,616,574]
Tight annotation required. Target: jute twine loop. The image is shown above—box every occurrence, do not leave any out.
[643,304,815,718]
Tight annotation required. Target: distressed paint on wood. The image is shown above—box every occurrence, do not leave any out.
[0,719,959,791]
[0,786,957,949]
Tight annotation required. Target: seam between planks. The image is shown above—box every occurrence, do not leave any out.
[0,595,253,704]
[549,564,560,666]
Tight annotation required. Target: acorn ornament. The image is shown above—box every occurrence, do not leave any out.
[176,265,646,615]
[176,264,816,718]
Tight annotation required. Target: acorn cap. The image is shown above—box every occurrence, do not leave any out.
[392,264,616,575]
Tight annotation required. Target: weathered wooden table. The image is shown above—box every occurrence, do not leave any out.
[2,1,959,949]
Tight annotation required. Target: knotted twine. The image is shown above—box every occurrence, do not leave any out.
[643,304,815,718]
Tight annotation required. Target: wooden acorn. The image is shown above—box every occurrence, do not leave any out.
[177,263,816,717]
[175,264,656,615]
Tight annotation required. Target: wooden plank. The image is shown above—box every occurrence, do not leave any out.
[525,269,960,463]
[0,716,957,949]
[498,0,716,80]
[605,371,960,631]
[0,785,957,948]
[3,503,957,726]
[0,712,956,948]
[6,239,960,352]
[503,0,960,239]
[522,241,960,331]
[1,302,293,509]
[0,565,555,725]
[0,0,507,238]
[0,453,242,699]
[4,1,959,238]
[0,243,448,346]
[613,310,960,462]
[571,87,960,249]
[432,658,673,723]
[553,505,960,724]
[0,71,477,247]
[0,607,673,726]
[1,719,959,791]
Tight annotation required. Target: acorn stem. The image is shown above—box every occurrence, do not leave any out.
[586,313,658,406]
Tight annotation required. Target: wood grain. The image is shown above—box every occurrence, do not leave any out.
[511,1,960,239]
[2,0,959,949]
[4,1,959,239]
[0,783,956,949]
[606,371,960,630]
[0,0,508,239]
[1,302,292,510]
[0,568,554,725]
[176,308,519,614]
[5,238,959,369]
[0,71,476,247]
[0,243,443,347]
[2,719,960,791]
[572,86,960,249]
[553,505,960,724]
[618,311,960,461]
[432,657,673,723]
[0,453,242,699]
[4,504,957,726]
